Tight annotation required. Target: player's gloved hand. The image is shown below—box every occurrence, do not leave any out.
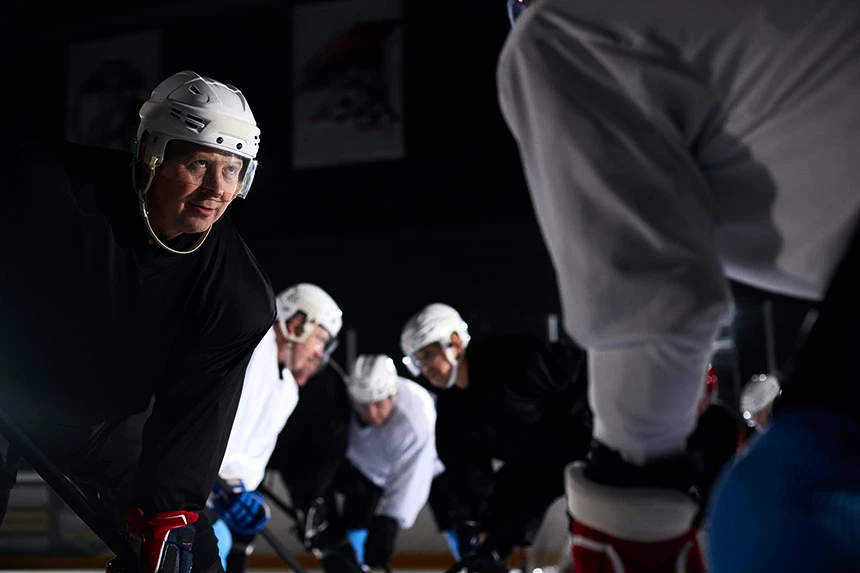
[212,478,271,536]
[453,521,506,573]
[122,508,198,573]
[566,451,706,573]
[454,520,482,561]
[460,548,507,573]
[298,497,335,555]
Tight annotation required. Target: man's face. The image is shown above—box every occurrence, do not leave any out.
[146,141,244,240]
[355,398,394,427]
[290,324,331,387]
[413,342,453,388]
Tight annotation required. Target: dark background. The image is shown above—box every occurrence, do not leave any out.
[7,0,817,408]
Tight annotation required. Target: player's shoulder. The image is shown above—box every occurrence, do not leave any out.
[14,138,131,182]
[395,378,436,435]
[200,216,276,335]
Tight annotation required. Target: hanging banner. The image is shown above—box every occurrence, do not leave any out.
[292,0,404,168]
[66,29,161,153]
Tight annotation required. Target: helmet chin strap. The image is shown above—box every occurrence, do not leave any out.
[131,156,211,255]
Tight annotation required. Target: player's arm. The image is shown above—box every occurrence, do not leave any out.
[366,428,436,567]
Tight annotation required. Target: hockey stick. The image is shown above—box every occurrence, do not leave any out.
[326,356,349,382]
[0,406,138,569]
[214,476,308,573]
[256,481,299,522]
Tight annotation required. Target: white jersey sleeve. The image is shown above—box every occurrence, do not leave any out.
[219,325,299,489]
[346,377,440,529]
[498,0,860,462]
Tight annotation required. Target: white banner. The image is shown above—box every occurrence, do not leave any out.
[292,0,404,168]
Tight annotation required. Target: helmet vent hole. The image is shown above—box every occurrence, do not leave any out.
[189,85,202,95]
[183,113,206,132]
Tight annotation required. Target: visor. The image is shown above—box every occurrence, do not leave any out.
[157,151,258,200]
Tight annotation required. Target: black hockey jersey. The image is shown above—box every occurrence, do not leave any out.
[0,140,276,515]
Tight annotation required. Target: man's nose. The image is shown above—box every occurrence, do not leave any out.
[200,170,227,197]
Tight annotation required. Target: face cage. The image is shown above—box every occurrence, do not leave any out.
[319,337,340,370]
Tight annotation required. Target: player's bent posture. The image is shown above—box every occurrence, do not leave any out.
[1,70,275,573]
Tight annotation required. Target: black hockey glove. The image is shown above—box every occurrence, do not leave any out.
[297,497,339,556]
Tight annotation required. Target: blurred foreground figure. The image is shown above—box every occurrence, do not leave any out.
[498,0,859,571]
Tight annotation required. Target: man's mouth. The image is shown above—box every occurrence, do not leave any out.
[189,202,216,214]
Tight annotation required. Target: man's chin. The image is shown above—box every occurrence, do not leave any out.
[293,370,313,387]
[179,220,215,235]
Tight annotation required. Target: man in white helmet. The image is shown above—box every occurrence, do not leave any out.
[318,354,446,573]
[400,303,592,572]
[205,283,343,573]
[498,1,859,571]
[0,70,275,573]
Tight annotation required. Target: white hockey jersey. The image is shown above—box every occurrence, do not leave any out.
[497,0,859,460]
[219,325,299,490]
[346,377,442,529]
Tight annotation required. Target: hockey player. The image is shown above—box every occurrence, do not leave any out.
[0,70,275,573]
[334,354,446,572]
[498,1,859,571]
[400,303,592,572]
[206,283,343,573]
[265,358,358,571]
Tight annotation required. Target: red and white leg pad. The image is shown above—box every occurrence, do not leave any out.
[565,462,705,573]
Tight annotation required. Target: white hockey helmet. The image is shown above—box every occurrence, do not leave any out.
[347,354,399,404]
[741,374,781,421]
[276,283,343,344]
[136,70,261,199]
[400,303,471,379]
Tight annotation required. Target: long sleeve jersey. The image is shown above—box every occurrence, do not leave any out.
[268,365,352,512]
[219,326,300,491]
[346,377,440,529]
[497,0,860,459]
[0,139,276,515]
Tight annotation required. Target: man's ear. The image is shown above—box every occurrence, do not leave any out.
[450,332,464,356]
